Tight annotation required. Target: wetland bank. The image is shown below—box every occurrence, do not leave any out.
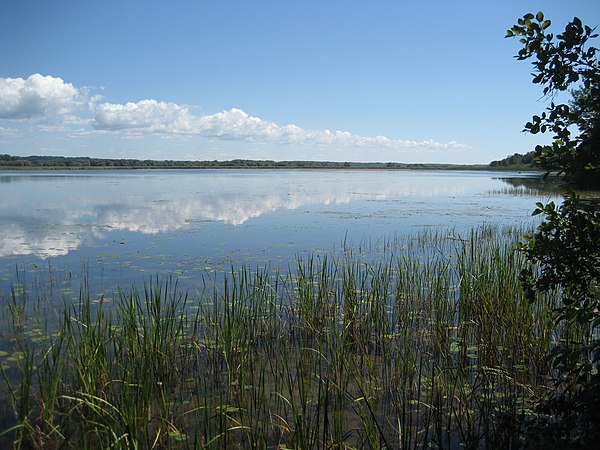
[0,169,577,448]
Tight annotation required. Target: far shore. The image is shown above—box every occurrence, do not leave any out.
[0,154,540,172]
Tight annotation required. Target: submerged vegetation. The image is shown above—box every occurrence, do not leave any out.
[0,226,568,449]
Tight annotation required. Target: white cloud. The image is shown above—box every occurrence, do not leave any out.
[94,99,194,133]
[0,74,84,120]
[1,74,467,152]
[196,108,280,140]
[94,102,466,150]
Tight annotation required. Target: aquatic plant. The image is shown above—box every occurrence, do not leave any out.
[0,226,559,449]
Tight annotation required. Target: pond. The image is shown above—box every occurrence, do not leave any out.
[0,169,563,294]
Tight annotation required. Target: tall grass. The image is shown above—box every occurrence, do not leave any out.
[0,226,560,448]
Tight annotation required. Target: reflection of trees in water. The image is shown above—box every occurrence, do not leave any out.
[494,176,600,202]
[493,176,568,196]
[0,175,94,184]
[0,176,22,184]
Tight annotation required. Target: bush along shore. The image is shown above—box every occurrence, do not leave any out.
[0,226,570,449]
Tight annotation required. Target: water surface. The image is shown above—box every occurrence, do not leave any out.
[0,169,562,293]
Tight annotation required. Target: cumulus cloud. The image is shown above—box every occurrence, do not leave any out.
[94,102,466,150]
[94,100,194,133]
[0,74,84,120]
[1,74,466,151]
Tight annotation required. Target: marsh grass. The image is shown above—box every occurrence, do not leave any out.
[0,226,562,449]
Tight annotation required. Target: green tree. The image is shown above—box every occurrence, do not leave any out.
[506,12,600,186]
[510,12,600,447]
[518,196,600,447]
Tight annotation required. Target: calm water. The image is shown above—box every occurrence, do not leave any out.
[0,169,562,294]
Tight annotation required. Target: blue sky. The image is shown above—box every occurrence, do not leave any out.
[1,0,598,164]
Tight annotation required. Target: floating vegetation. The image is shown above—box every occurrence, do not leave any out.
[0,226,563,449]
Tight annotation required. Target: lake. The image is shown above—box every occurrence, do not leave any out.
[0,168,581,448]
[0,169,562,295]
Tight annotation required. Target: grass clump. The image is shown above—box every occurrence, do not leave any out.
[0,226,561,449]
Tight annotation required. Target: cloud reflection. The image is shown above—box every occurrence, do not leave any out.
[0,171,488,258]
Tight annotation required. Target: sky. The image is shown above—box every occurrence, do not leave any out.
[1,1,598,164]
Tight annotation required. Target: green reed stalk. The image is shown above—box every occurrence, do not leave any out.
[0,225,563,449]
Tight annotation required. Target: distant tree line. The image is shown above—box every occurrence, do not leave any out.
[0,154,490,170]
[489,151,537,169]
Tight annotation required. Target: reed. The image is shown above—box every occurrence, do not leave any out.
[0,225,563,448]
